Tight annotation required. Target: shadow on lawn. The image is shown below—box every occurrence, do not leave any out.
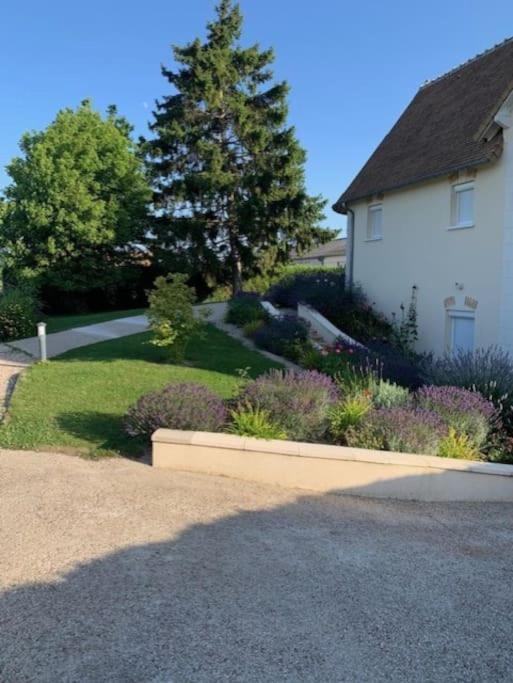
[1,480,511,681]
[55,411,144,457]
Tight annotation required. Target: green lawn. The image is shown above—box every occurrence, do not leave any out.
[43,308,146,334]
[0,324,280,457]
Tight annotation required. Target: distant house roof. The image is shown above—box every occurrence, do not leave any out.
[291,237,346,261]
[333,38,513,212]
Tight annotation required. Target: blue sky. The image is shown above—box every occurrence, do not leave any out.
[1,1,513,233]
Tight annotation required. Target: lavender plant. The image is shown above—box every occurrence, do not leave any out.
[415,385,498,449]
[423,346,513,429]
[345,407,448,455]
[240,369,339,441]
[124,383,227,438]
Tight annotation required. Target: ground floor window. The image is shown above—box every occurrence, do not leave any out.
[448,310,475,353]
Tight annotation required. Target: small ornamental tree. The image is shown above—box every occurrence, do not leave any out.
[147,273,201,360]
[145,0,331,295]
[1,100,151,295]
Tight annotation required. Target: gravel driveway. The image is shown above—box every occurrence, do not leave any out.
[1,450,512,682]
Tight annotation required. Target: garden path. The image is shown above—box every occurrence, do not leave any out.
[7,314,149,360]
[198,301,300,371]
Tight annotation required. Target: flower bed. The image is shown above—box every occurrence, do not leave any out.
[222,280,513,463]
[125,367,511,464]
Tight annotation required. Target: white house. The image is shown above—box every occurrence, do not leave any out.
[334,38,513,356]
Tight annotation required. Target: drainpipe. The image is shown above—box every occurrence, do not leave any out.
[345,205,355,291]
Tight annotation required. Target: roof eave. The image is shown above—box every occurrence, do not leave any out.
[333,151,502,211]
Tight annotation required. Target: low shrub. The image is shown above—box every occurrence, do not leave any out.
[371,380,411,409]
[252,315,309,360]
[266,266,344,309]
[228,404,287,440]
[225,293,266,327]
[242,319,265,338]
[124,383,227,438]
[322,292,394,346]
[267,270,394,346]
[147,274,201,361]
[328,393,372,443]
[423,346,513,431]
[240,369,338,442]
[302,339,425,390]
[345,407,448,455]
[300,340,362,377]
[0,286,39,342]
[438,428,480,460]
[416,385,497,450]
[243,264,331,295]
[364,340,427,389]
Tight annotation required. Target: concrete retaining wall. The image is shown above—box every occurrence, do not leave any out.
[151,429,513,502]
[297,303,365,348]
[260,301,281,318]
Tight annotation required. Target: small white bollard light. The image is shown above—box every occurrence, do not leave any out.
[37,322,47,362]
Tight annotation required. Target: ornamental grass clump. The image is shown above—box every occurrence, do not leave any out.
[240,369,338,442]
[228,404,287,440]
[124,383,227,439]
[415,385,498,450]
[438,428,480,460]
[345,407,447,455]
[328,393,372,443]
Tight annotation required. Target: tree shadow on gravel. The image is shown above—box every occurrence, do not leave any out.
[1,487,512,682]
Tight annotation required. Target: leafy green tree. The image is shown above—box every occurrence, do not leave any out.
[1,100,151,293]
[145,0,330,294]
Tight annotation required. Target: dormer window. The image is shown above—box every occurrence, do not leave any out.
[450,181,474,229]
[367,204,383,240]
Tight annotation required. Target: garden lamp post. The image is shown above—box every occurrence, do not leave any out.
[37,322,47,362]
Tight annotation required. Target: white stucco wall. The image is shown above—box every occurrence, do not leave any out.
[349,159,506,355]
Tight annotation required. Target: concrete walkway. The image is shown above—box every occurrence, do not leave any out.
[5,314,149,360]
[1,449,512,681]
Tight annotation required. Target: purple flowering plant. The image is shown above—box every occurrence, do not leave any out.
[415,385,499,449]
[124,382,228,438]
[345,407,448,455]
[240,369,339,442]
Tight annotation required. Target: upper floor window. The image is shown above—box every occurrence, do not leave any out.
[450,181,474,229]
[367,204,383,240]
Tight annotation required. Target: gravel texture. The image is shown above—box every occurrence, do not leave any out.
[1,450,512,682]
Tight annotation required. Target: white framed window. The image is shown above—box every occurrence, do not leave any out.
[450,182,474,229]
[366,204,383,240]
[448,310,475,353]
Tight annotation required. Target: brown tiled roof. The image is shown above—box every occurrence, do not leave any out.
[333,38,513,212]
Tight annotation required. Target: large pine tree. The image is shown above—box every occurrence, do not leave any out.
[145,0,330,294]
